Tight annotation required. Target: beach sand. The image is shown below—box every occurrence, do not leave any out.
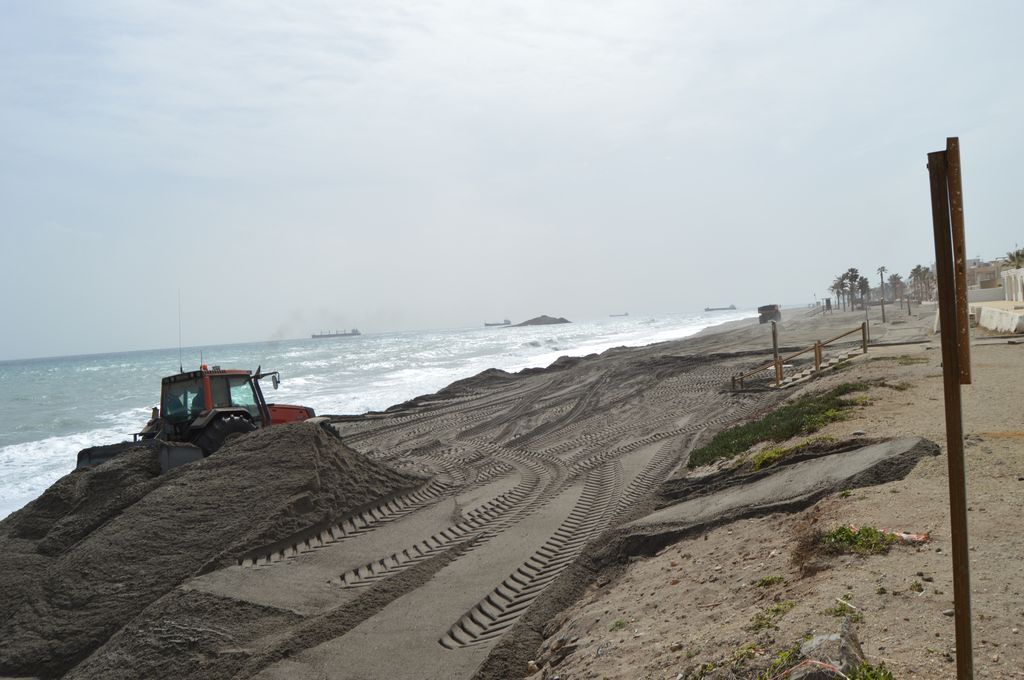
[3,303,1017,679]
[532,313,1024,679]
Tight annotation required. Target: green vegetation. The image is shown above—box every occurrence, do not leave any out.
[824,597,863,623]
[689,384,869,468]
[756,643,801,679]
[730,642,757,667]
[839,489,853,498]
[910,580,924,593]
[848,662,895,679]
[755,575,786,588]
[608,619,627,631]
[748,600,795,631]
[750,436,834,471]
[821,525,897,555]
[750,445,789,471]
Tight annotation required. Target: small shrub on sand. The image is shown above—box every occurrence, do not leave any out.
[689,384,868,468]
[821,525,897,555]
[750,436,834,471]
[824,595,863,623]
[608,619,628,631]
[755,643,801,679]
[755,575,785,588]
[849,662,894,679]
[748,600,795,631]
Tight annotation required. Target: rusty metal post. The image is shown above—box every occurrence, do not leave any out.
[771,321,781,386]
[946,138,972,384]
[814,341,822,372]
[860,322,867,353]
[928,146,974,680]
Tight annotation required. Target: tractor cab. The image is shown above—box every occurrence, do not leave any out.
[78,364,315,473]
[138,364,313,454]
[159,366,267,436]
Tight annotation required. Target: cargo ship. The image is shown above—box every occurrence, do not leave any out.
[703,305,736,312]
[311,328,361,338]
[484,319,511,327]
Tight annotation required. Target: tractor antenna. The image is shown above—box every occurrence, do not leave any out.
[177,288,184,373]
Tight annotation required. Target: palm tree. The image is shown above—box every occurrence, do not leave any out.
[877,265,888,302]
[846,268,860,308]
[909,264,932,301]
[922,267,936,300]
[831,276,847,311]
[1004,248,1024,270]
[858,275,870,304]
[888,273,904,302]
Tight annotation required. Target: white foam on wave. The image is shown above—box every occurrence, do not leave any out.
[0,312,758,518]
[0,427,131,520]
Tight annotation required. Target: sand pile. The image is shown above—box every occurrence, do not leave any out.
[0,421,425,678]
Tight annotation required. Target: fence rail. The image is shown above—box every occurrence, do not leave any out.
[731,322,868,389]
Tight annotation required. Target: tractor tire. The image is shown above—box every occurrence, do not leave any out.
[193,414,257,456]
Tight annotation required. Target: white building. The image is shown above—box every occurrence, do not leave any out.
[1002,267,1024,302]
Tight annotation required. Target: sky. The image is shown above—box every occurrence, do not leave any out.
[2,1,1022,360]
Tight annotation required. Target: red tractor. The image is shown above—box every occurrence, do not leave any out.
[76,365,316,471]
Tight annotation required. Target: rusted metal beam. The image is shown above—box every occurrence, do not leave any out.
[946,137,972,385]
[928,148,974,680]
[771,321,782,386]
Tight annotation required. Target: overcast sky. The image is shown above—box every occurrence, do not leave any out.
[1,1,1021,360]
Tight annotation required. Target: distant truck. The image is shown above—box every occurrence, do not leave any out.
[758,304,782,324]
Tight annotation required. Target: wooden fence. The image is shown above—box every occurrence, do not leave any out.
[731,322,868,389]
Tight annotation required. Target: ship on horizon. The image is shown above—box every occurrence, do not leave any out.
[704,305,736,312]
[484,319,511,327]
[311,328,361,338]
[609,312,629,317]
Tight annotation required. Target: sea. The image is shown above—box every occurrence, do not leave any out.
[0,309,755,519]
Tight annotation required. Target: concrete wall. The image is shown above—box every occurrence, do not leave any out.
[970,304,1024,333]
[968,287,1006,303]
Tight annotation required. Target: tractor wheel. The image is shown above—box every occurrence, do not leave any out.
[193,414,257,456]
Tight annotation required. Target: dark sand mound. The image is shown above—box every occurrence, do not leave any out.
[0,421,425,678]
[512,315,570,326]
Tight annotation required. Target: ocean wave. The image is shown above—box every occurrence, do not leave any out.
[0,427,130,520]
[0,312,757,519]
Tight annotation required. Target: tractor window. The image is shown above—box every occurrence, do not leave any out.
[227,376,260,418]
[162,378,203,424]
[210,377,231,408]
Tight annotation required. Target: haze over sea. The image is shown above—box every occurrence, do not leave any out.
[0,310,754,519]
